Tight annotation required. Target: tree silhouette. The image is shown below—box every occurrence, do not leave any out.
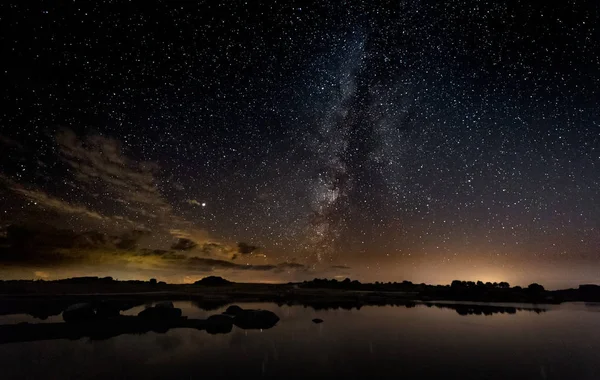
[528,283,545,292]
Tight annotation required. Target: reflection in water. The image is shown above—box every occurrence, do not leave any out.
[0,302,599,379]
[0,304,280,344]
[0,298,548,322]
[422,302,546,316]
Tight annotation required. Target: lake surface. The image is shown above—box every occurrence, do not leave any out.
[1,301,600,379]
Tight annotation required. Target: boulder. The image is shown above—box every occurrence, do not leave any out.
[95,301,121,319]
[223,305,244,316]
[138,304,182,320]
[63,303,96,323]
[312,318,324,324]
[233,309,279,329]
[205,314,233,334]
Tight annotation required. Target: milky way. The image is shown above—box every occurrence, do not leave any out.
[0,1,598,287]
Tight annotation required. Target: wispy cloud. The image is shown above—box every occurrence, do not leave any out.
[56,128,171,218]
[0,224,306,276]
[0,129,297,280]
[0,174,134,224]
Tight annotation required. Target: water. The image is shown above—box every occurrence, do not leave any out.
[1,301,600,379]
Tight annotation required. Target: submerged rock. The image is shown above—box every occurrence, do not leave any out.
[95,301,121,319]
[63,303,95,323]
[205,314,233,334]
[221,305,279,329]
[312,318,324,324]
[233,309,279,329]
[223,305,244,316]
[138,304,182,320]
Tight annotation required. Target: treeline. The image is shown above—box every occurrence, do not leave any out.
[300,278,546,292]
[300,278,419,291]
[0,276,167,286]
[298,278,555,302]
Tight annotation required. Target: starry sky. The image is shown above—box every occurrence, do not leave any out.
[0,1,598,288]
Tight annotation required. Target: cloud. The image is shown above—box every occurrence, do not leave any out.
[0,130,304,280]
[330,265,351,270]
[114,230,149,250]
[2,130,237,259]
[171,238,198,251]
[6,179,105,221]
[0,167,140,230]
[169,229,237,259]
[55,128,173,221]
[237,242,259,255]
[0,224,149,265]
[0,224,307,276]
[186,257,306,272]
[186,257,273,271]
[0,135,25,150]
[34,270,50,279]
[2,129,227,249]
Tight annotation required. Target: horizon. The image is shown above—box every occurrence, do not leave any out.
[2,273,595,291]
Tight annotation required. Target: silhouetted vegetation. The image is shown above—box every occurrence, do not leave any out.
[297,278,564,303]
[3,276,600,316]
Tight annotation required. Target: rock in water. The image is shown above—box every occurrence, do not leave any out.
[205,314,233,334]
[95,301,121,319]
[138,304,182,320]
[312,318,324,324]
[233,309,280,329]
[223,305,244,316]
[63,303,96,323]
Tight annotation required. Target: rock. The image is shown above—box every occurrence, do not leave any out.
[194,276,232,286]
[155,301,174,309]
[205,314,233,334]
[138,305,182,320]
[95,301,121,319]
[233,309,279,330]
[63,303,96,323]
[312,318,324,324]
[223,305,244,316]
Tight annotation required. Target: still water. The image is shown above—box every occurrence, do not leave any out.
[1,301,600,379]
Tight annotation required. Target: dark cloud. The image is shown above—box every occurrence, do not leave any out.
[278,262,306,269]
[186,257,306,272]
[330,265,351,270]
[171,238,198,251]
[0,224,147,265]
[0,224,307,275]
[114,230,148,250]
[273,262,308,273]
[187,257,273,271]
[0,135,25,150]
[237,242,259,255]
[137,249,173,257]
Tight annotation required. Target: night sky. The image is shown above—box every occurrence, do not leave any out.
[0,1,598,288]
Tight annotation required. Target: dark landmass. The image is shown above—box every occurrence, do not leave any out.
[2,276,600,303]
[0,276,597,324]
[194,276,232,286]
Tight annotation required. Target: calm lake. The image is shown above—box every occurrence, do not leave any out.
[1,301,600,379]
